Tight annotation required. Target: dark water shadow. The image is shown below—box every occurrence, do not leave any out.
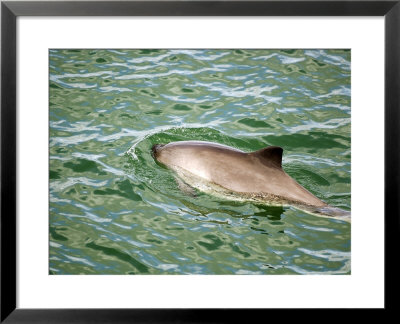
[252,204,285,221]
[86,241,149,274]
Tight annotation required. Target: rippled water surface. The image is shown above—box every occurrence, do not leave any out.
[49,49,351,274]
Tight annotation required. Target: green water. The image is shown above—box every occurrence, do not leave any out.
[49,49,351,275]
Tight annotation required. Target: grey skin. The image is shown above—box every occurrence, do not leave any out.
[152,141,350,220]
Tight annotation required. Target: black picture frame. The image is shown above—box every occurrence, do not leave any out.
[1,0,398,322]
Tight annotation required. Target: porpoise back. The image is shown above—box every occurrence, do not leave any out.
[152,141,328,208]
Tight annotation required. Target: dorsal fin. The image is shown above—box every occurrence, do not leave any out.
[251,146,283,168]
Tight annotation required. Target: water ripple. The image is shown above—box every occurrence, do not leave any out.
[49,49,351,275]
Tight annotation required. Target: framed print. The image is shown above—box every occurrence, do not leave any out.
[1,0,398,322]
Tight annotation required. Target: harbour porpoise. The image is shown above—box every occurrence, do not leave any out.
[152,141,350,221]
